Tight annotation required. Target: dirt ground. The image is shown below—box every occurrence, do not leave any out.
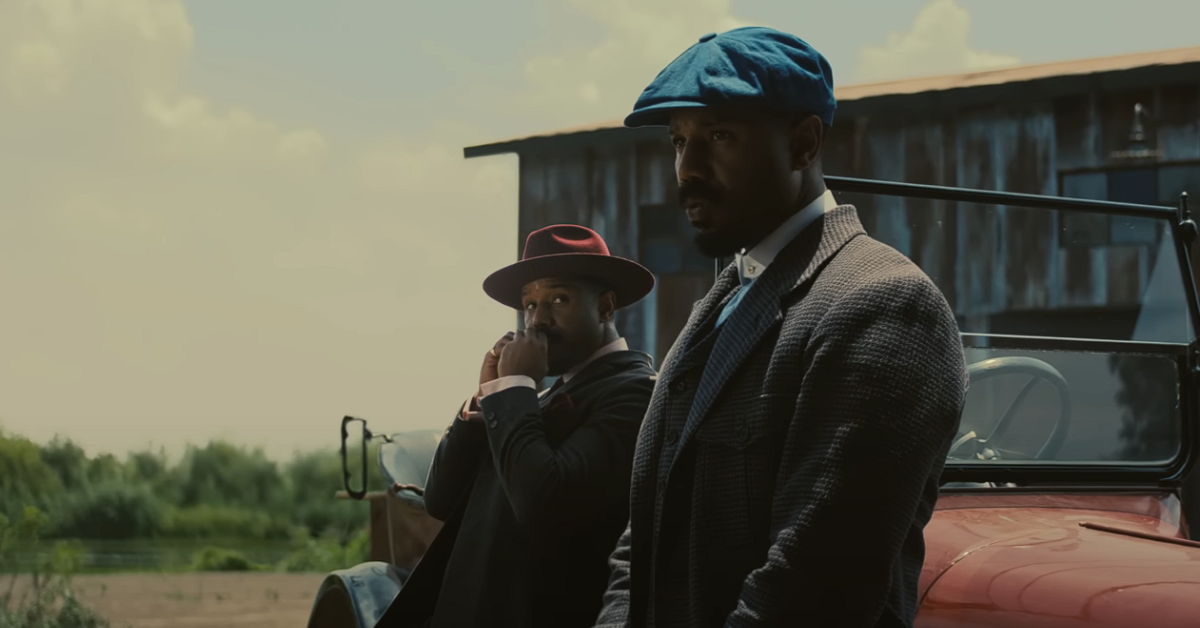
[13,572,327,628]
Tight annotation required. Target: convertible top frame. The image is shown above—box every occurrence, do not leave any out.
[819,176,1200,487]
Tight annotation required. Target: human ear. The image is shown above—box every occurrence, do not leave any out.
[789,115,823,171]
[597,290,617,323]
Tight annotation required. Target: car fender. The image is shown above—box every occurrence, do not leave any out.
[306,561,410,628]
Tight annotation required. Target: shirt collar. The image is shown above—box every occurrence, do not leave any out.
[736,189,838,284]
[562,337,628,382]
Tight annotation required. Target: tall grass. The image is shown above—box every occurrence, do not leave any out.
[0,507,111,628]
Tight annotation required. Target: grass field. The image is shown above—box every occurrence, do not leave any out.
[10,572,327,628]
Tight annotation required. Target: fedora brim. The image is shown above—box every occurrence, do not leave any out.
[483,253,656,310]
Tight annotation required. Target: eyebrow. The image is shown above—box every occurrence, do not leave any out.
[522,280,576,297]
[669,114,742,135]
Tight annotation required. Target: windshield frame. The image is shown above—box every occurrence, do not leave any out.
[824,176,1200,487]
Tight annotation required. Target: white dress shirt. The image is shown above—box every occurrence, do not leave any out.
[716,189,839,327]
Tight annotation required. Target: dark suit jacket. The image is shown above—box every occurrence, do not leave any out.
[595,206,968,628]
[383,349,656,628]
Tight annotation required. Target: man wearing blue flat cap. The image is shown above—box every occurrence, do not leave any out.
[595,27,967,628]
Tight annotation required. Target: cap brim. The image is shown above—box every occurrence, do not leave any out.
[623,100,711,128]
[483,253,656,310]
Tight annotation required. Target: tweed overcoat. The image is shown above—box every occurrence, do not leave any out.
[594,205,969,628]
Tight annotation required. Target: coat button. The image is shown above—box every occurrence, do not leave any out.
[673,378,689,393]
[734,424,749,443]
[665,429,678,445]
[488,418,498,428]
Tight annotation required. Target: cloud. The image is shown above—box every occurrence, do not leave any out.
[142,93,329,163]
[0,0,518,459]
[0,0,192,108]
[514,0,754,122]
[853,0,1020,84]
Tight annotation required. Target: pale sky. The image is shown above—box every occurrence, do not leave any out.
[2,0,1198,461]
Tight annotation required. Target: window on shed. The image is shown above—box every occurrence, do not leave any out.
[1108,167,1159,245]
[1057,164,1200,247]
[1158,163,1200,206]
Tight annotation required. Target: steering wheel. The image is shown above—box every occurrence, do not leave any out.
[948,356,1072,461]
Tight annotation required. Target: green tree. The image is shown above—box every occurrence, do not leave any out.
[84,454,123,487]
[125,448,176,500]
[177,441,285,510]
[283,447,374,540]
[0,434,63,518]
[38,437,88,490]
[53,483,163,540]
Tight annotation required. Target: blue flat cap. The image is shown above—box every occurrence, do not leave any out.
[624,26,835,128]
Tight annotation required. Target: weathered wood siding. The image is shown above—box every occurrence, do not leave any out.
[517,144,651,358]
[512,80,1200,356]
[507,74,1200,537]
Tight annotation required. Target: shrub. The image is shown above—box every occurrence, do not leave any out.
[0,588,111,628]
[52,483,163,540]
[0,436,63,520]
[293,501,369,542]
[278,528,370,573]
[160,505,295,541]
[176,442,285,511]
[190,547,254,572]
[0,506,110,628]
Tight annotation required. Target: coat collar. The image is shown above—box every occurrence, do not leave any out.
[669,205,866,447]
[542,348,653,405]
[735,189,839,284]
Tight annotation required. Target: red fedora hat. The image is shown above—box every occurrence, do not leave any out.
[483,224,655,310]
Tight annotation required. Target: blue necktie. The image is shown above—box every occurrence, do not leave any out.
[715,274,753,328]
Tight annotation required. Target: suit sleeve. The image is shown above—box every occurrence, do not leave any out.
[422,401,488,522]
[479,372,654,532]
[593,520,633,627]
[724,273,967,627]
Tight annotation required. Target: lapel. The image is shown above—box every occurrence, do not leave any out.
[675,206,866,450]
[657,261,740,381]
[389,350,654,624]
[539,350,654,431]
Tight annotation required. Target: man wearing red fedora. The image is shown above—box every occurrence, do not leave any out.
[382,224,658,628]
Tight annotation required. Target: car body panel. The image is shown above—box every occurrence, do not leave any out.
[917,492,1200,627]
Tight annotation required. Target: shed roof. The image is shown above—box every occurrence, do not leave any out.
[464,45,1200,158]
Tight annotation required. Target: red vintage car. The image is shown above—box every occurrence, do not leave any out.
[308,177,1200,628]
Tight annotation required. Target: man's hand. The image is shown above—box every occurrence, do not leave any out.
[497,329,549,382]
[479,332,516,387]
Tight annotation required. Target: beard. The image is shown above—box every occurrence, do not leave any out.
[679,178,784,259]
[692,221,764,258]
[544,334,582,377]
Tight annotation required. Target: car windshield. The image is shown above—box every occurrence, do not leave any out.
[834,184,1196,475]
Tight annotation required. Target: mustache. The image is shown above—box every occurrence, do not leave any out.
[678,180,723,207]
